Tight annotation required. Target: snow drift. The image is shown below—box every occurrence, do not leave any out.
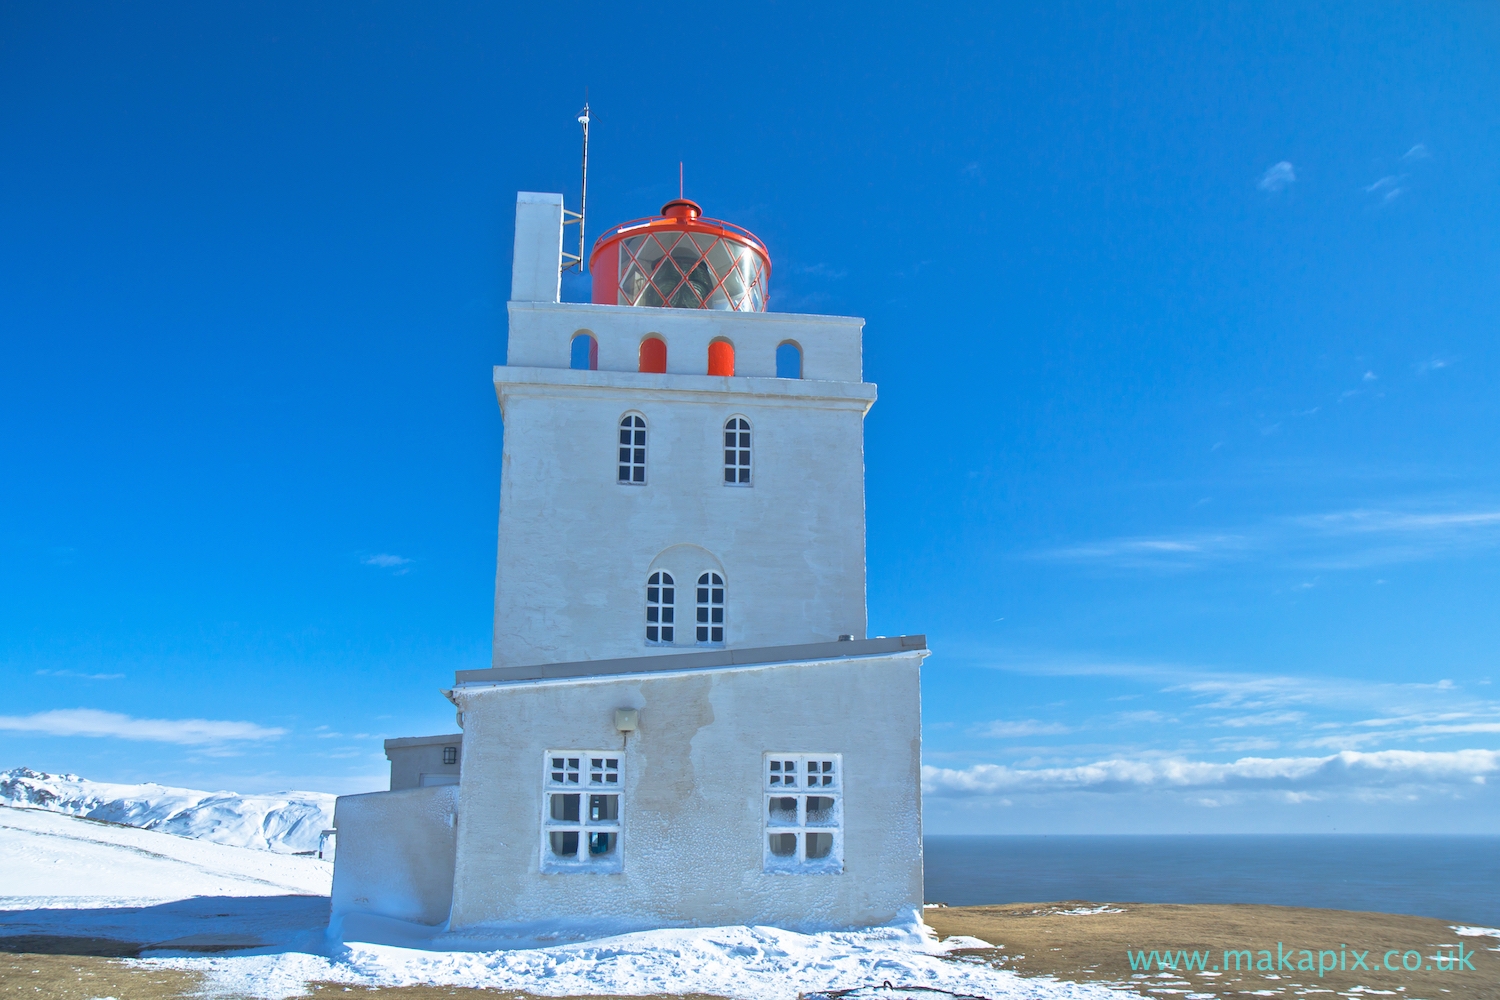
[0,766,335,854]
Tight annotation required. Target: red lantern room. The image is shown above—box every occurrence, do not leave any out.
[589,199,770,312]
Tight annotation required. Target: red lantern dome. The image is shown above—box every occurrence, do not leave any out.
[589,199,770,312]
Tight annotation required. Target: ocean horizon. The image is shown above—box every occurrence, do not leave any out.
[923,834,1500,927]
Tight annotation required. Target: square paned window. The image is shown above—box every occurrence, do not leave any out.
[542,751,623,873]
[763,753,842,874]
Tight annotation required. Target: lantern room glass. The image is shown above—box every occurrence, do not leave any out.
[617,231,767,312]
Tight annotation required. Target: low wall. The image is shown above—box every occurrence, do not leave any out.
[330,785,458,927]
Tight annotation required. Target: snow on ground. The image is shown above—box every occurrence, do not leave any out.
[0,804,332,900]
[157,924,1131,1000]
[0,767,336,854]
[1,805,1132,1000]
[1,805,331,956]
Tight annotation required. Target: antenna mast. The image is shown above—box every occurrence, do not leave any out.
[562,102,590,274]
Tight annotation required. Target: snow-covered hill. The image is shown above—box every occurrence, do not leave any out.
[0,767,336,854]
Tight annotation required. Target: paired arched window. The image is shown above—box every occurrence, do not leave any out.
[571,332,598,371]
[646,572,674,644]
[639,336,667,373]
[724,418,751,485]
[618,414,646,484]
[708,339,735,377]
[696,573,724,644]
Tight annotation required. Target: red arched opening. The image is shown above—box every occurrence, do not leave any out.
[707,339,735,377]
[639,336,667,373]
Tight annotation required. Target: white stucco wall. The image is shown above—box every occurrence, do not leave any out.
[492,368,874,667]
[331,785,459,928]
[447,650,924,933]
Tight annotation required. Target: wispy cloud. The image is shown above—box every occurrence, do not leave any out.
[361,553,411,572]
[1040,534,1248,570]
[1215,710,1308,728]
[1403,143,1430,161]
[976,719,1072,738]
[1364,174,1404,204]
[793,263,848,280]
[1257,161,1295,193]
[0,708,285,745]
[1034,503,1500,572]
[923,748,1500,798]
[34,669,124,681]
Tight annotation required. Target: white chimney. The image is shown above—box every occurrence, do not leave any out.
[510,192,564,303]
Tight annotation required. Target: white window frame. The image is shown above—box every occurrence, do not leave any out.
[723,416,751,486]
[763,752,843,874]
[695,571,724,645]
[618,413,646,485]
[541,751,624,873]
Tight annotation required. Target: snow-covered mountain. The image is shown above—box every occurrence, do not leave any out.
[0,767,336,854]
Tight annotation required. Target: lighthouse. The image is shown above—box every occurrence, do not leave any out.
[330,191,928,939]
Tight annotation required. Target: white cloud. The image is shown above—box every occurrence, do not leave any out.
[1258,161,1296,193]
[977,719,1072,738]
[923,748,1500,798]
[0,709,286,745]
[361,553,411,568]
[1403,143,1430,161]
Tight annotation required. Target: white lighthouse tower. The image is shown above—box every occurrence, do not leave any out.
[495,193,874,665]
[330,190,928,939]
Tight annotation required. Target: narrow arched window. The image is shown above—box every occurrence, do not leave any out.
[707,339,735,376]
[646,572,674,644]
[724,418,750,485]
[639,336,667,373]
[570,332,598,371]
[618,414,646,484]
[776,341,802,379]
[696,573,724,644]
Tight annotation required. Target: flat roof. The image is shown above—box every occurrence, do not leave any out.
[453,635,927,687]
[383,733,463,751]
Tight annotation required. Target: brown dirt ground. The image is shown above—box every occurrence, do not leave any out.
[3,903,1495,999]
[927,901,1500,1000]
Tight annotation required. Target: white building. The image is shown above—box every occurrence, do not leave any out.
[332,192,927,938]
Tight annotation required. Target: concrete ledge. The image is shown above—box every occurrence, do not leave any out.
[455,635,927,686]
[494,366,877,408]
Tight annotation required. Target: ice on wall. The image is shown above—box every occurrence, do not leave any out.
[0,767,335,854]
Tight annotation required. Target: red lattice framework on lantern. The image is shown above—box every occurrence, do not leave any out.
[590,199,771,312]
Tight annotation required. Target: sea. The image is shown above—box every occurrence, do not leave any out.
[922,835,1500,928]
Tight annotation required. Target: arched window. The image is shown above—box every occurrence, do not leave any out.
[696,572,724,644]
[724,417,751,485]
[570,332,598,371]
[776,341,802,379]
[646,572,674,644]
[707,339,735,377]
[639,336,667,374]
[618,414,646,484]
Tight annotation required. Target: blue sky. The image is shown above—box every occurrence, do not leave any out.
[2,2,1497,833]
